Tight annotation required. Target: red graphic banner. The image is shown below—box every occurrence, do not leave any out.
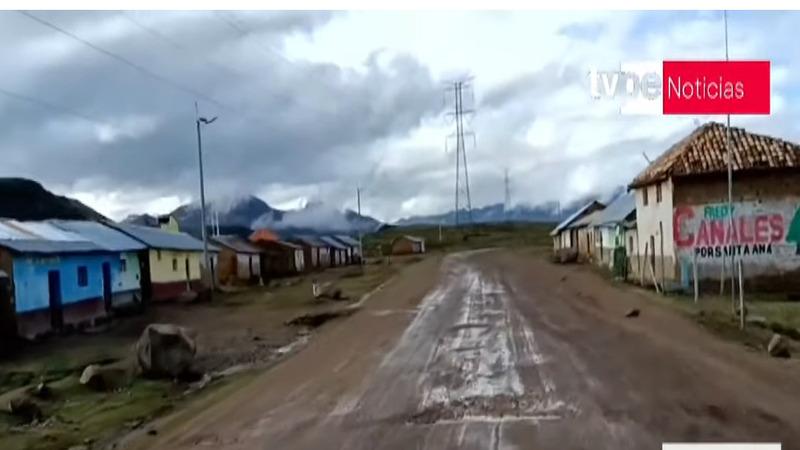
[662,61,770,115]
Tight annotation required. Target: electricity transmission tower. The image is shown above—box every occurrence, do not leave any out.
[446,79,475,227]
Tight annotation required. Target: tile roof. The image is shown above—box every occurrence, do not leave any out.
[630,122,800,188]
[0,219,101,254]
[211,235,262,254]
[49,220,146,252]
[110,223,216,252]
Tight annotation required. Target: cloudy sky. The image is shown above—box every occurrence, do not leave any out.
[1,10,798,222]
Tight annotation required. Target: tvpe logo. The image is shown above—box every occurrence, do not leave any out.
[589,61,770,115]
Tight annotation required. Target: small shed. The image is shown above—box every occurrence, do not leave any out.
[211,235,262,285]
[588,193,636,268]
[391,235,426,255]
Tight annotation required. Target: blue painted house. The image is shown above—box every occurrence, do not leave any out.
[0,220,143,339]
[50,220,146,310]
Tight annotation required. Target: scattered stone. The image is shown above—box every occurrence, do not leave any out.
[8,395,42,423]
[67,445,88,450]
[79,363,132,391]
[767,334,790,358]
[252,335,262,342]
[147,428,158,436]
[554,248,578,264]
[83,437,94,445]
[746,315,768,327]
[136,324,197,378]
[624,308,640,318]
[30,381,52,400]
[560,275,567,282]
[125,419,144,430]
[735,305,749,317]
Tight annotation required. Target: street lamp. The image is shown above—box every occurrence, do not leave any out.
[195,102,217,293]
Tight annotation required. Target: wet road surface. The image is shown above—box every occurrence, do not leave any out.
[138,250,800,450]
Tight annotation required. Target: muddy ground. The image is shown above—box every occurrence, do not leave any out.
[129,249,800,450]
[0,261,405,450]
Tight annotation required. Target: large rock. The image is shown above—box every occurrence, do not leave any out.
[80,362,133,391]
[767,333,790,358]
[136,324,197,378]
[8,394,42,422]
[554,248,578,264]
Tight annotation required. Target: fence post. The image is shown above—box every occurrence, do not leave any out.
[693,249,699,304]
[738,259,745,330]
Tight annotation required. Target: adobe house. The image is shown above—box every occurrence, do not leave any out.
[210,235,262,285]
[0,220,141,339]
[629,121,800,292]
[110,223,216,301]
[550,200,605,254]
[391,235,426,255]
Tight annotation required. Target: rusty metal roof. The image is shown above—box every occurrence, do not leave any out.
[630,122,800,188]
[211,235,261,254]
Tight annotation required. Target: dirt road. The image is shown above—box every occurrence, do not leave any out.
[136,250,800,450]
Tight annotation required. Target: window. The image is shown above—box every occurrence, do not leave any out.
[77,266,88,287]
[656,183,662,203]
[156,250,162,261]
[172,258,178,271]
[120,258,127,272]
[642,187,649,206]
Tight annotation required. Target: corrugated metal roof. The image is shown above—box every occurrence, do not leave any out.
[333,235,360,247]
[401,235,425,243]
[211,235,261,254]
[550,201,604,236]
[319,236,347,250]
[630,122,800,188]
[49,220,146,252]
[0,219,102,254]
[590,193,636,227]
[276,240,302,250]
[568,209,604,229]
[110,223,216,252]
[292,235,326,247]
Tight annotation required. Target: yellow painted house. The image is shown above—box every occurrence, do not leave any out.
[112,223,217,301]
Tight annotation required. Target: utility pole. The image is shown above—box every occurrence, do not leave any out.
[356,186,363,265]
[504,168,511,222]
[195,102,217,292]
[724,11,740,325]
[446,78,475,227]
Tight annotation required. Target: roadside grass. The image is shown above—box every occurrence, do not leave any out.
[0,259,408,450]
[364,222,555,256]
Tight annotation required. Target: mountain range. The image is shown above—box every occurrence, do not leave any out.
[125,195,383,236]
[0,178,106,222]
[394,186,627,226]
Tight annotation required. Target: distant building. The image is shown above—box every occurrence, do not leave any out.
[319,236,349,266]
[391,235,426,255]
[211,235,262,285]
[550,200,605,255]
[333,234,362,263]
[0,220,141,339]
[290,236,330,269]
[629,122,800,291]
[110,223,216,301]
[589,193,636,269]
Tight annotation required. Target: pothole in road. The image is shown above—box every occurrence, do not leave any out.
[406,394,569,425]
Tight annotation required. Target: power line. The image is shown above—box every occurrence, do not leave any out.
[0,86,106,126]
[18,10,230,110]
[120,11,248,82]
[213,12,285,63]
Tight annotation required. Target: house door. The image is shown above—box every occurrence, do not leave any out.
[0,272,15,338]
[47,271,63,330]
[185,258,191,290]
[101,262,112,312]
